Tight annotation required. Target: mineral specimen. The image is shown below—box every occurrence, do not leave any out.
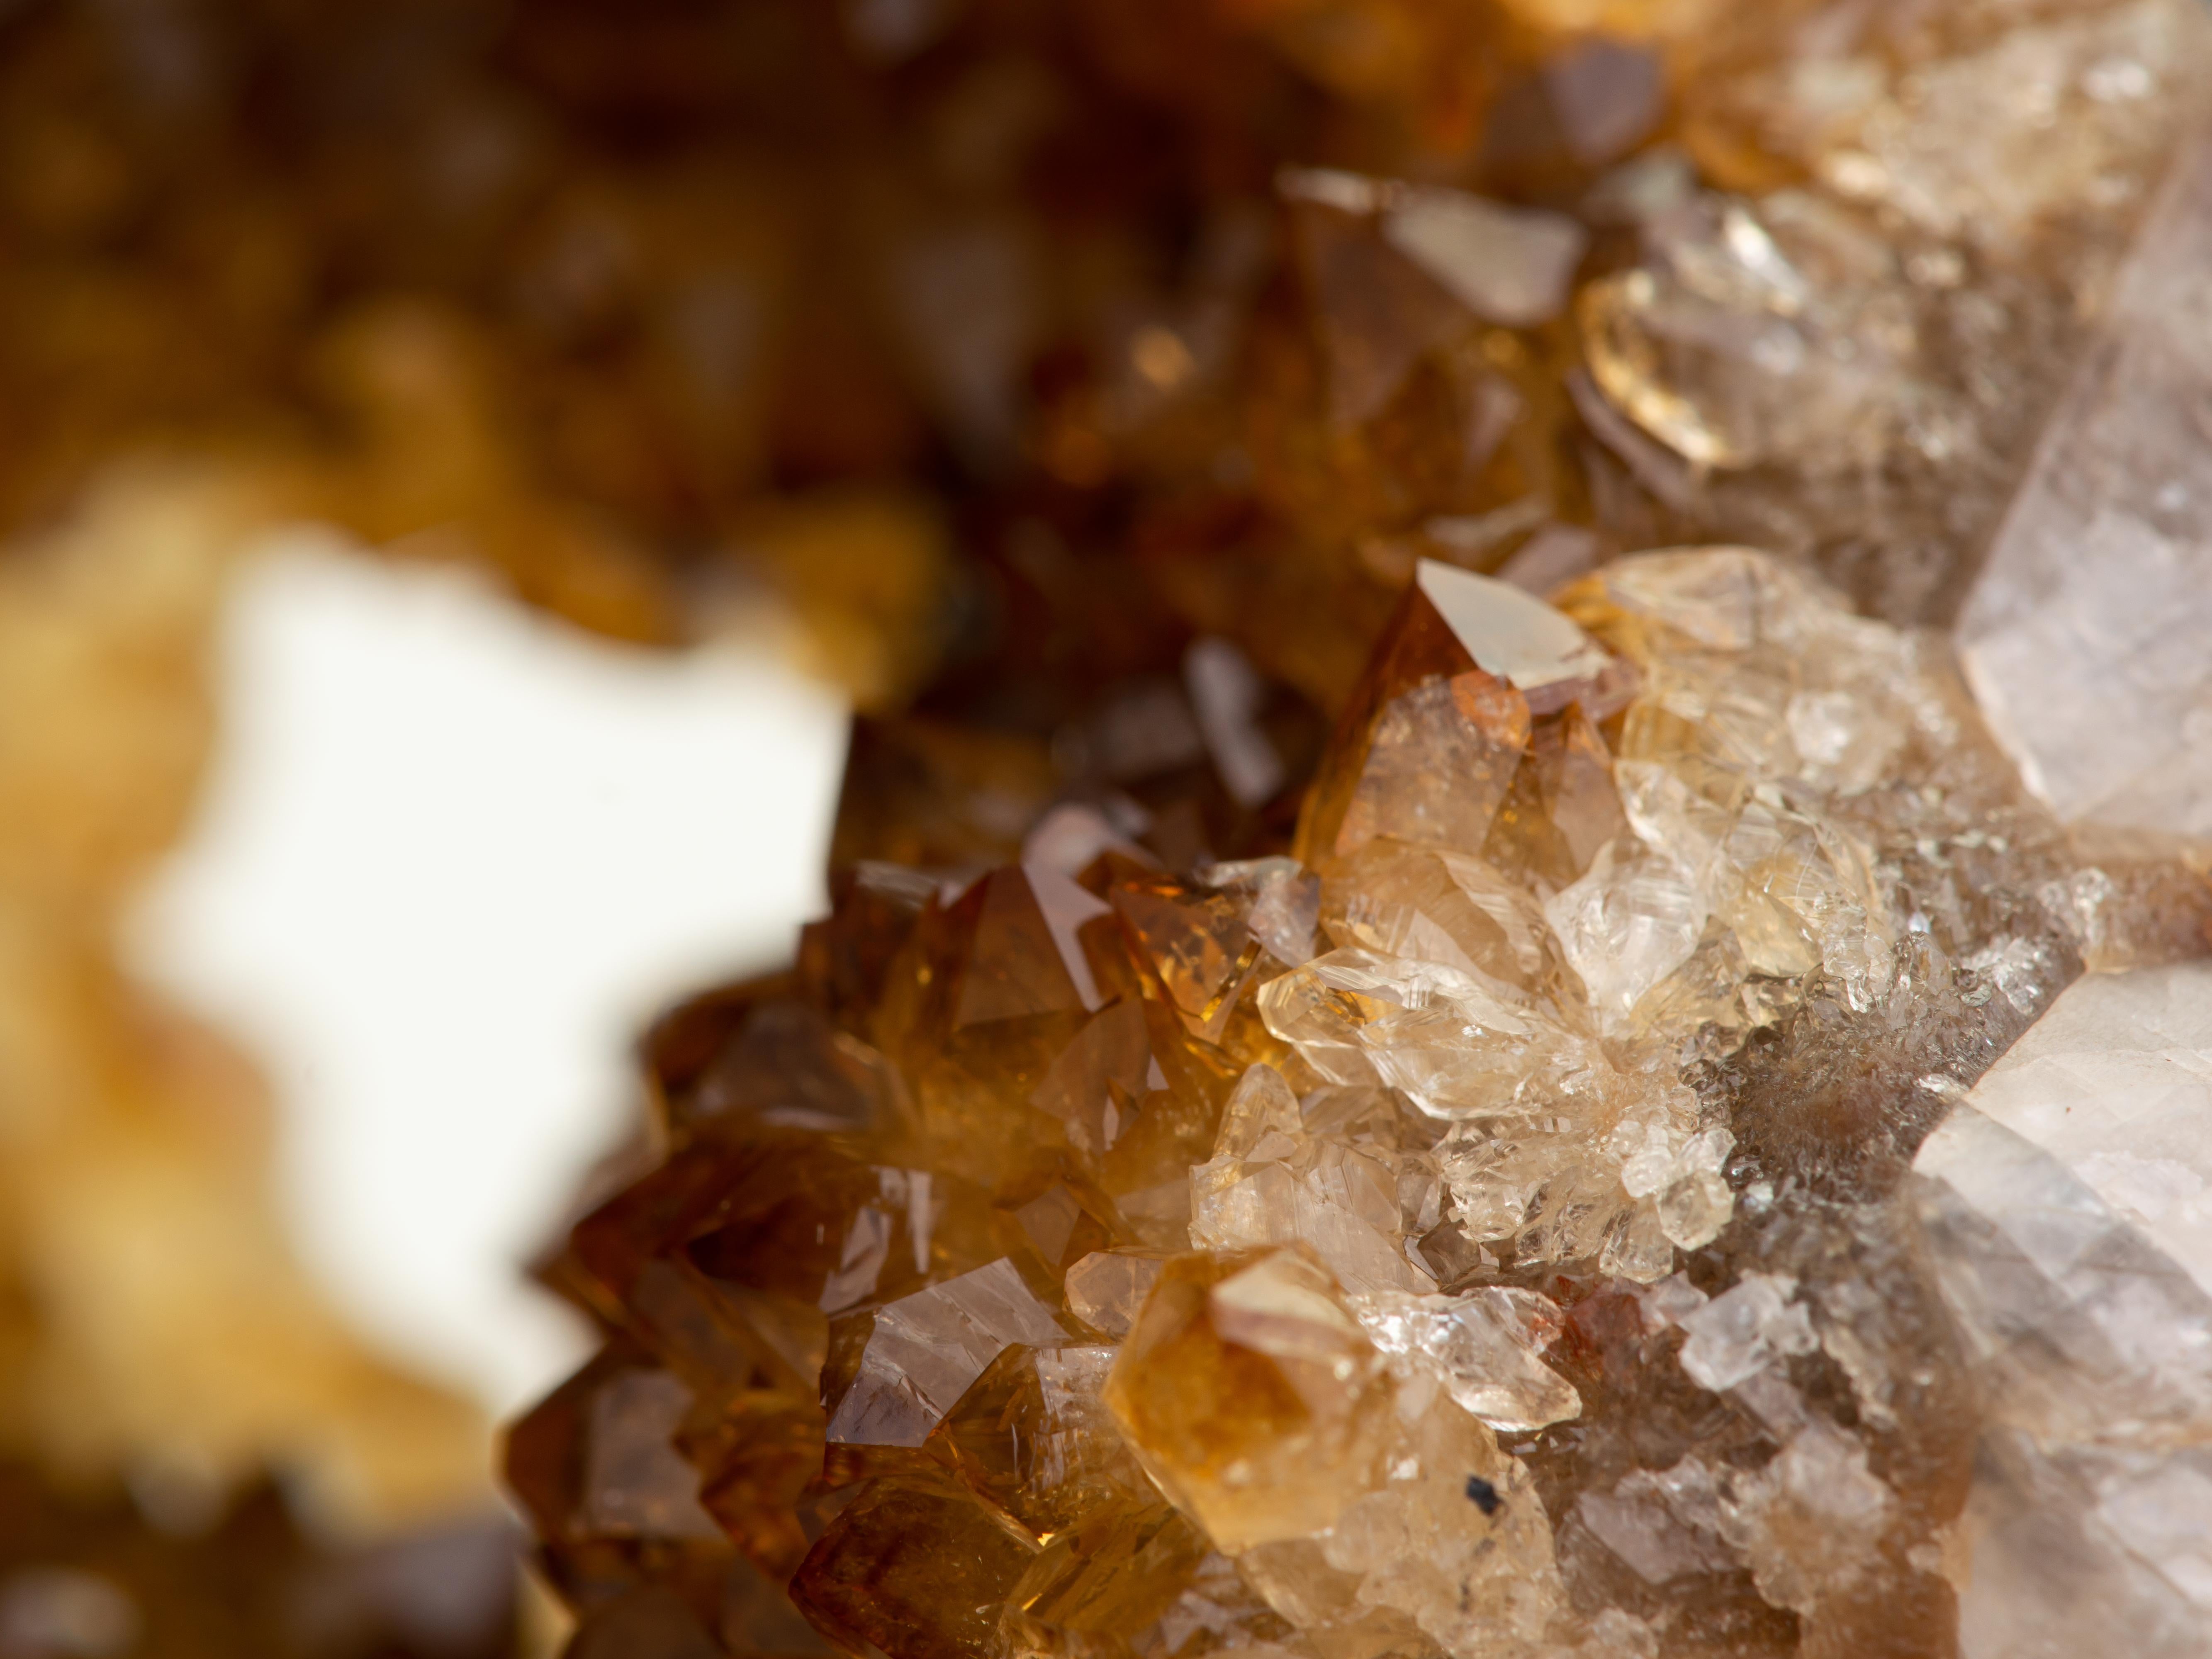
[510,520,2212,1658]
[499,1,2212,1644]
[27,0,2203,1652]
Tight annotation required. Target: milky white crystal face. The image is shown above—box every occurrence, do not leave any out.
[1414,561,1615,699]
[1928,961,2212,1303]
[826,1257,1067,1446]
[1381,188,1589,329]
[1957,130,2212,838]
[1917,964,2212,1657]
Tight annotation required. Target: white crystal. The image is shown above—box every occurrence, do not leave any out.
[1382,189,1589,328]
[1545,839,1704,1025]
[1917,1102,2212,1448]
[1575,1457,1733,1585]
[1719,1419,1894,1617]
[1676,1273,1817,1392]
[1930,961,2212,1303]
[1956,129,2212,837]
[1185,637,1287,808]
[1414,561,1614,701]
[1639,1272,1708,1333]
[1950,1434,2212,1659]
[1915,963,2212,1655]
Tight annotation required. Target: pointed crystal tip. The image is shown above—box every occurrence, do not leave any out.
[1414,560,1614,700]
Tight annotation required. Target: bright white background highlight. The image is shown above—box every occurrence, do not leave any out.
[128,532,847,1416]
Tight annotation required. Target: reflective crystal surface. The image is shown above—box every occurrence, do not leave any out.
[1915,963,2212,1656]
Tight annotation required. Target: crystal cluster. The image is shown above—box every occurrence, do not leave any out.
[511,527,2212,1658]
[493,0,2212,1653]
[16,0,2212,1652]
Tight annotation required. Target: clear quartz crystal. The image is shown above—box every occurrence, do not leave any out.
[1916,963,2212,1653]
[1063,1251,1165,1340]
[1258,946,1572,1119]
[1574,1457,1734,1586]
[1676,1273,1817,1392]
[1357,1286,1582,1432]
[826,1257,1068,1446]
[1338,676,1531,857]
[1581,191,1916,469]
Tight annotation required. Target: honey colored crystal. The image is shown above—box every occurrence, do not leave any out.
[928,1343,1150,1535]
[1103,1248,1393,1551]
[791,1476,1042,1659]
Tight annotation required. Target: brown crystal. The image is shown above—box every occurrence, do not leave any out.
[1103,1247,1393,1551]
[788,1475,1040,1659]
[927,1342,1149,1534]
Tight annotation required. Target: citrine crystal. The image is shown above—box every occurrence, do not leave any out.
[467,3,2212,1657]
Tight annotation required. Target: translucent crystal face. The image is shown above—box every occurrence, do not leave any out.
[1581,195,1917,469]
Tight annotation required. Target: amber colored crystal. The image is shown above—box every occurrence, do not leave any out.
[1061,1251,1169,1340]
[1295,567,1525,870]
[829,720,1059,878]
[788,1474,1041,1659]
[1482,703,1628,888]
[691,1394,827,1581]
[993,1172,1128,1282]
[1107,878,1266,1048]
[1290,195,1475,431]
[927,1342,1149,1535]
[1293,560,1625,872]
[511,529,2212,1659]
[560,1589,724,1659]
[998,1499,1254,1659]
[104,0,2140,1651]
[1102,1247,1392,1550]
[505,1344,790,1632]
